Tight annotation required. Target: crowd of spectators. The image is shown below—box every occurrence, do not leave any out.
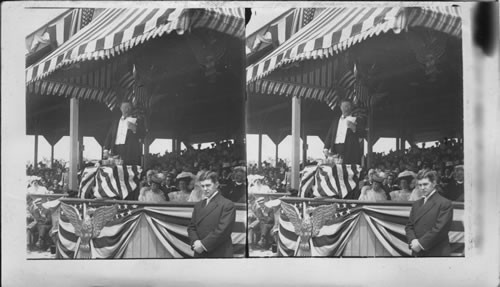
[358,138,464,202]
[135,140,247,204]
[26,160,68,194]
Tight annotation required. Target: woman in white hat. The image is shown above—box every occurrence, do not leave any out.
[358,173,388,202]
[169,172,195,202]
[138,173,168,203]
[390,171,416,201]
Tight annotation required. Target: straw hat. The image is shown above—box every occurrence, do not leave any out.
[372,173,386,183]
[176,171,195,180]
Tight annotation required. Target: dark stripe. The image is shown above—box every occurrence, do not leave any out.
[113,31,124,46]
[263,59,271,72]
[63,13,72,42]
[96,170,108,198]
[363,209,409,225]
[342,164,353,196]
[318,167,337,196]
[285,12,294,40]
[132,23,146,38]
[279,224,299,242]
[112,166,124,199]
[144,210,191,227]
[450,242,464,255]
[315,170,328,197]
[78,43,88,55]
[102,169,119,197]
[312,215,358,248]
[47,25,57,45]
[150,219,190,258]
[232,243,246,256]
[373,7,393,25]
[95,38,105,50]
[65,49,73,59]
[141,8,160,25]
[296,42,306,54]
[93,216,138,249]
[330,164,343,196]
[56,237,75,259]
[450,220,464,232]
[43,61,51,73]
[58,216,79,243]
[119,8,149,31]
[350,8,378,36]
[156,8,176,27]
[374,223,409,257]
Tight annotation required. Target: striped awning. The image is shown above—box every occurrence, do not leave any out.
[26,8,244,84]
[247,6,461,83]
[248,78,339,109]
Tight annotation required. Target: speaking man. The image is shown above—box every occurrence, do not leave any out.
[405,170,453,257]
[188,171,236,258]
[103,101,145,165]
[323,99,365,165]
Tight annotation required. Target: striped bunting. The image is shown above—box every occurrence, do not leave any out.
[56,202,246,258]
[248,79,338,105]
[278,201,464,257]
[247,6,462,83]
[300,164,362,199]
[78,165,142,200]
[26,8,244,84]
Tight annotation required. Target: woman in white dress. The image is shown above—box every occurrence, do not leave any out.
[390,171,416,201]
[358,173,388,201]
[169,175,193,203]
[138,173,167,203]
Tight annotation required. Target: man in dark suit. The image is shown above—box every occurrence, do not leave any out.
[405,170,453,257]
[323,99,366,165]
[188,171,236,258]
[442,165,464,202]
[220,166,246,203]
[103,101,145,165]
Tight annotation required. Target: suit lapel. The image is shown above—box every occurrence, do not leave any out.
[196,193,220,225]
[414,195,436,223]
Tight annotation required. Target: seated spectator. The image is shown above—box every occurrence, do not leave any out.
[169,172,195,202]
[441,165,464,202]
[138,173,168,203]
[384,173,399,192]
[249,178,272,194]
[27,178,52,195]
[253,197,274,249]
[221,166,246,203]
[358,173,389,201]
[390,171,415,201]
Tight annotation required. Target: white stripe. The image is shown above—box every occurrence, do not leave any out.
[363,213,404,256]
[368,214,412,256]
[317,212,359,236]
[231,232,246,245]
[98,213,141,237]
[116,165,129,198]
[322,165,337,197]
[334,165,348,198]
[143,206,193,218]
[126,166,139,191]
[362,205,411,217]
[277,20,286,44]
[449,231,464,243]
[152,217,189,237]
[98,170,116,198]
[56,21,65,46]
[310,215,359,256]
[149,216,191,257]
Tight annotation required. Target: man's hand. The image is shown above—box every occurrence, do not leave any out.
[192,240,205,254]
[346,121,356,132]
[127,121,137,133]
[410,239,422,252]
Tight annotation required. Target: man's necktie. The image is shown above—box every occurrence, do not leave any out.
[202,199,208,208]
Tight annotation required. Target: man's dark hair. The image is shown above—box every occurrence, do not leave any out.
[198,170,219,184]
[416,170,439,183]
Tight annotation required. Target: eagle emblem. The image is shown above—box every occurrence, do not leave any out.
[280,201,337,256]
[60,203,118,259]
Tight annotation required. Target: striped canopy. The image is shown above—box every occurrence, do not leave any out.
[247,6,461,83]
[26,8,245,85]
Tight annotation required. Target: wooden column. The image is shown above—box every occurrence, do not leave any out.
[34,134,39,171]
[291,97,301,189]
[50,144,55,168]
[258,134,262,168]
[275,142,279,167]
[69,98,80,191]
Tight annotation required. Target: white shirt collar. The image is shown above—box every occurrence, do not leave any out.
[422,189,437,203]
[205,191,218,204]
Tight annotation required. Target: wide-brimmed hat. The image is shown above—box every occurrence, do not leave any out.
[151,173,165,184]
[398,170,417,179]
[176,171,195,181]
[256,197,265,204]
